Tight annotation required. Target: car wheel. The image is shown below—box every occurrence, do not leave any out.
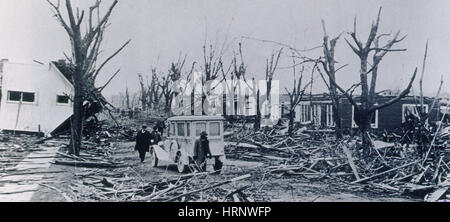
[150,149,158,167]
[176,152,186,173]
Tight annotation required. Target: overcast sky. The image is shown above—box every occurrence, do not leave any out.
[0,0,449,99]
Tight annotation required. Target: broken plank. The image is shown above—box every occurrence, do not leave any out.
[425,187,449,202]
[342,144,360,181]
[165,174,251,202]
[53,160,119,168]
[411,165,430,184]
[352,161,419,184]
[56,152,87,162]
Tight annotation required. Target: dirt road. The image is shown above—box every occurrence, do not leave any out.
[22,141,420,202]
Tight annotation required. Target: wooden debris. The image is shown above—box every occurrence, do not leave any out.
[425,186,449,202]
[342,144,360,180]
[352,161,419,184]
[54,160,120,168]
[165,174,251,202]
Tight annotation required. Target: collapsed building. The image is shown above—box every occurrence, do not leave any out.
[280,93,444,132]
[0,60,73,135]
[0,59,107,136]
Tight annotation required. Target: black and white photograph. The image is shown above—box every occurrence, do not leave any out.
[0,0,449,207]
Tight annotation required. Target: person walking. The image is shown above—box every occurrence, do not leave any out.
[135,125,151,163]
[193,131,212,172]
[150,126,162,145]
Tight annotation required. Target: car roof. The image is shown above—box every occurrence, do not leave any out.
[168,115,225,122]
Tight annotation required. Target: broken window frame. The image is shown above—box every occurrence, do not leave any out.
[56,94,71,105]
[6,90,36,104]
[326,104,336,127]
[402,104,429,123]
[312,104,321,127]
[352,104,379,129]
[299,102,312,124]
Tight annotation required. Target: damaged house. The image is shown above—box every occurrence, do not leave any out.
[281,93,442,132]
[0,60,73,135]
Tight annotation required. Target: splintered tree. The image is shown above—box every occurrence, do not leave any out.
[315,20,347,139]
[286,59,311,135]
[201,44,231,115]
[230,43,247,116]
[327,7,417,149]
[138,73,148,111]
[47,0,130,156]
[159,57,192,113]
[418,41,444,123]
[265,48,283,118]
[229,43,259,130]
[149,68,162,109]
[125,86,131,110]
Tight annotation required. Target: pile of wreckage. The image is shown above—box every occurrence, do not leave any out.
[0,134,44,172]
[46,117,265,202]
[65,169,258,202]
[224,122,450,202]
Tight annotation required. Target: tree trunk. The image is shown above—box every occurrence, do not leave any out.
[332,101,343,139]
[266,81,272,119]
[357,109,374,155]
[70,79,84,156]
[288,110,295,136]
[254,89,261,130]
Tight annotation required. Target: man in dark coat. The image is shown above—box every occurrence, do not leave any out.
[135,125,151,163]
[155,120,166,135]
[150,126,162,145]
[193,131,212,172]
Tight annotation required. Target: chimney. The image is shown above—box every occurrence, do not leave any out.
[0,58,8,73]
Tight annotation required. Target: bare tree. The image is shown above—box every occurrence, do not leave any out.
[125,86,131,110]
[159,57,191,114]
[415,41,445,125]
[323,7,417,149]
[286,60,311,135]
[417,41,444,121]
[316,20,347,139]
[265,48,283,118]
[149,68,162,109]
[200,44,229,115]
[138,73,149,111]
[230,43,247,116]
[47,0,130,156]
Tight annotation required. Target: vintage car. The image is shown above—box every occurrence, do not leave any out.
[149,115,226,173]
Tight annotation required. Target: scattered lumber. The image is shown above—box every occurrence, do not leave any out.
[341,144,360,180]
[53,160,120,168]
[352,161,419,184]
[425,186,449,202]
[165,174,251,202]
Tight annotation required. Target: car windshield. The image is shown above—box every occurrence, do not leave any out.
[177,123,185,136]
[186,123,190,137]
[210,122,220,136]
[195,123,207,136]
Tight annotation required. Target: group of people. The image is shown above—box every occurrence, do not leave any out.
[134,124,213,172]
[134,125,162,163]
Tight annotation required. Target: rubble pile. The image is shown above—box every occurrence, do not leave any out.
[0,134,43,171]
[66,169,257,202]
[225,122,450,202]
